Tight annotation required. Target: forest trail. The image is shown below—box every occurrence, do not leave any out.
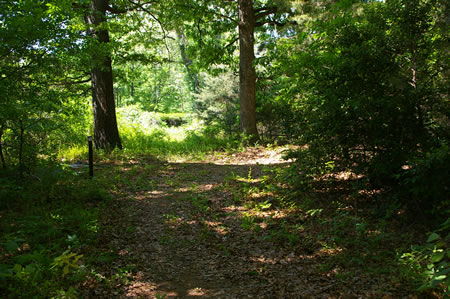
[82,147,409,298]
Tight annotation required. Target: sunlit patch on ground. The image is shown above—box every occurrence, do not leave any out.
[80,146,427,298]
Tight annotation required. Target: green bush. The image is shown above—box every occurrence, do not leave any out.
[0,167,107,297]
[195,71,240,137]
[397,145,450,219]
[270,0,448,218]
[401,219,450,296]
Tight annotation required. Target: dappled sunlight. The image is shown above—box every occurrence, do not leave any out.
[186,287,210,296]
[221,205,246,213]
[317,247,344,256]
[75,146,428,298]
[176,183,219,193]
[201,220,230,236]
[207,146,294,166]
[322,171,365,181]
[125,281,158,298]
[124,277,215,298]
[137,190,169,200]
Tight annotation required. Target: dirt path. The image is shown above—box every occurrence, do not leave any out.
[82,147,411,298]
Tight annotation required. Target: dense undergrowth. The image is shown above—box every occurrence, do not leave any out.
[1,113,448,297]
[0,114,240,298]
[0,166,109,297]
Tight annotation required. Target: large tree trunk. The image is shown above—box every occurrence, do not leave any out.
[238,0,259,143]
[86,0,122,150]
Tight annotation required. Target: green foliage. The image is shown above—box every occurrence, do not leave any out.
[195,71,240,137]
[0,0,448,295]
[184,194,211,213]
[0,0,90,173]
[51,251,83,277]
[155,293,167,299]
[270,0,448,216]
[401,219,450,295]
[241,213,260,231]
[0,166,107,297]
[397,145,450,218]
[114,62,195,113]
[266,221,300,247]
[110,105,238,159]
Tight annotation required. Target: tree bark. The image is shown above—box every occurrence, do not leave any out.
[18,121,24,179]
[0,124,6,169]
[238,0,259,143]
[176,29,200,95]
[86,0,122,150]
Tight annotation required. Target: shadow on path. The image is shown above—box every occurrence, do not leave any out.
[81,148,414,298]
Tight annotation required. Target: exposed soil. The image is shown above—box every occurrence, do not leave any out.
[81,146,419,298]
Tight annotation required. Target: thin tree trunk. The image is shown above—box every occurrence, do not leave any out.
[0,124,6,169]
[18,121,24,179]
[239,0,259,143]
[86,0,122,150]
[176,29,200,94]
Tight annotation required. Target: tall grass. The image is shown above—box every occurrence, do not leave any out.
[59,106,240,161]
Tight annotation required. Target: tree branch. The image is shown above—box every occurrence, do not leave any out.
[52,78,91,87]
[210,36,239,64]
[106,5,129,14]
[176,3,238,24]
[127,0,172,55]
[254,6,278,20]
[72,2,89,10]
[207,8,238,24]
[255,20,296,28]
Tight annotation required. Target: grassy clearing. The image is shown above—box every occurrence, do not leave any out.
[59,109,241,162]
[115,107,241,161]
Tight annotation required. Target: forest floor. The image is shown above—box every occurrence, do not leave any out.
[80,146,425,298]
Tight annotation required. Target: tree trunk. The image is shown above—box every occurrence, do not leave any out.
[18,121,24,179]
[238,0,259,143]
[0,124,6,169]
[86,0,122,150]
[176,29,200,95]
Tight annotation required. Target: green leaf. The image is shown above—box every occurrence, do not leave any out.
[13,264,23,273]
[24,264,35,274]
[433,275,447,281]
[427,232,441,243]
[0,264,13,278]
[4,240,19,252]
[431,252,445,263]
